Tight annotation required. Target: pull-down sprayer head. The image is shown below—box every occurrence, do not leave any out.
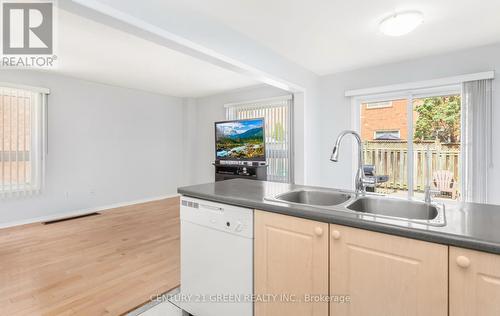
[330,143,340,162]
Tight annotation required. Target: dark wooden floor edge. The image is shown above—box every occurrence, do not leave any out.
[43,212,100,224]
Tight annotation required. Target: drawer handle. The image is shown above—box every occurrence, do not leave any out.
[314,227,324,237]
[456,256,471,268]
[331,230,341,240]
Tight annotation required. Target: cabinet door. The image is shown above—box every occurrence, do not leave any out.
[330,224,448,316]
[254,210,329,316]
[450,246,500,316]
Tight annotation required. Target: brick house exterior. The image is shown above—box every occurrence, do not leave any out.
[360,99,418,141]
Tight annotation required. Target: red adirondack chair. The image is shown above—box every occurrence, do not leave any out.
[432,170,457,199]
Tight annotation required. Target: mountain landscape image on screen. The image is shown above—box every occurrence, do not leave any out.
[216,119,265,160]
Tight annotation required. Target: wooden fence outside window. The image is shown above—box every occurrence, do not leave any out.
[363,140,460,194]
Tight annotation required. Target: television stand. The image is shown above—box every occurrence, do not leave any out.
[213,162,267,182]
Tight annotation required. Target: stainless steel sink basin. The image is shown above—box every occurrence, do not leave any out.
[266,188,445,226]
[346,196,445,224]
[274,190,352,206]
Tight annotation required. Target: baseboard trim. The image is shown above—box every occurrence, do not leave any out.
[0,194,180,229]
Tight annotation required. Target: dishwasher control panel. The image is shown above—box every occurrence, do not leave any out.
[181,197,253,238]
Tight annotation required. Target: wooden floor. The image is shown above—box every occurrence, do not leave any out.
[0,197,180,316]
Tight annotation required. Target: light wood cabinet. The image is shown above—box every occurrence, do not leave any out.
[254,210,500,316]
[329,224,448,316]
[254,210,329,316]
[450,246,500,316]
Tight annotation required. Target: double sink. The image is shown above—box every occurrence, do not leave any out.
[267,189,445,226]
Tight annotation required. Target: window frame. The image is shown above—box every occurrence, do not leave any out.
[351,85,462,200]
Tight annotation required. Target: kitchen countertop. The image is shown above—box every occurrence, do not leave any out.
[178,179,500,255]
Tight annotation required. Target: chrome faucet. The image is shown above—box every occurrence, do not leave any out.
[423,148,440,204]
[424,185,440,204]
[331,130,375,195]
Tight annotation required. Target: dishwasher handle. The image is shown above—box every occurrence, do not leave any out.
[199,203,224,212]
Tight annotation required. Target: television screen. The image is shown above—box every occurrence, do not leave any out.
[215,118,265,161]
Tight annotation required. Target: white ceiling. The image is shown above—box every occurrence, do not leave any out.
[170,0,500,75]
[53,9,258,98]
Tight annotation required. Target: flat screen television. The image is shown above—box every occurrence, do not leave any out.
[215,118,265,161]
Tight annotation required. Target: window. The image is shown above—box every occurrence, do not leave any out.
[358,89,462,202]
[0,86,47,197]
[374,130,400,140]
[225,96,293,183]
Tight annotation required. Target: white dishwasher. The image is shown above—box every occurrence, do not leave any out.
[178,197,253,316]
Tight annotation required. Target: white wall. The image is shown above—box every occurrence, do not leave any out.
[316,43,500,204]
[188,85,290,184]
[63,0,321,186]
[0,70,184,226]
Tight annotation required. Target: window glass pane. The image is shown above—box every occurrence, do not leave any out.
[360,99,409,197]
[412,95,461,202]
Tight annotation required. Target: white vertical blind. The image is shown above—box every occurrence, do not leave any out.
[0,86,47,198]
[226,95,293,183]
[462,79,493,203]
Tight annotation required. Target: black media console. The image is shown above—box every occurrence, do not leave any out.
[214,161,268,182]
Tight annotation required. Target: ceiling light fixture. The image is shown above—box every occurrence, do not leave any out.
[379,11,424,36]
